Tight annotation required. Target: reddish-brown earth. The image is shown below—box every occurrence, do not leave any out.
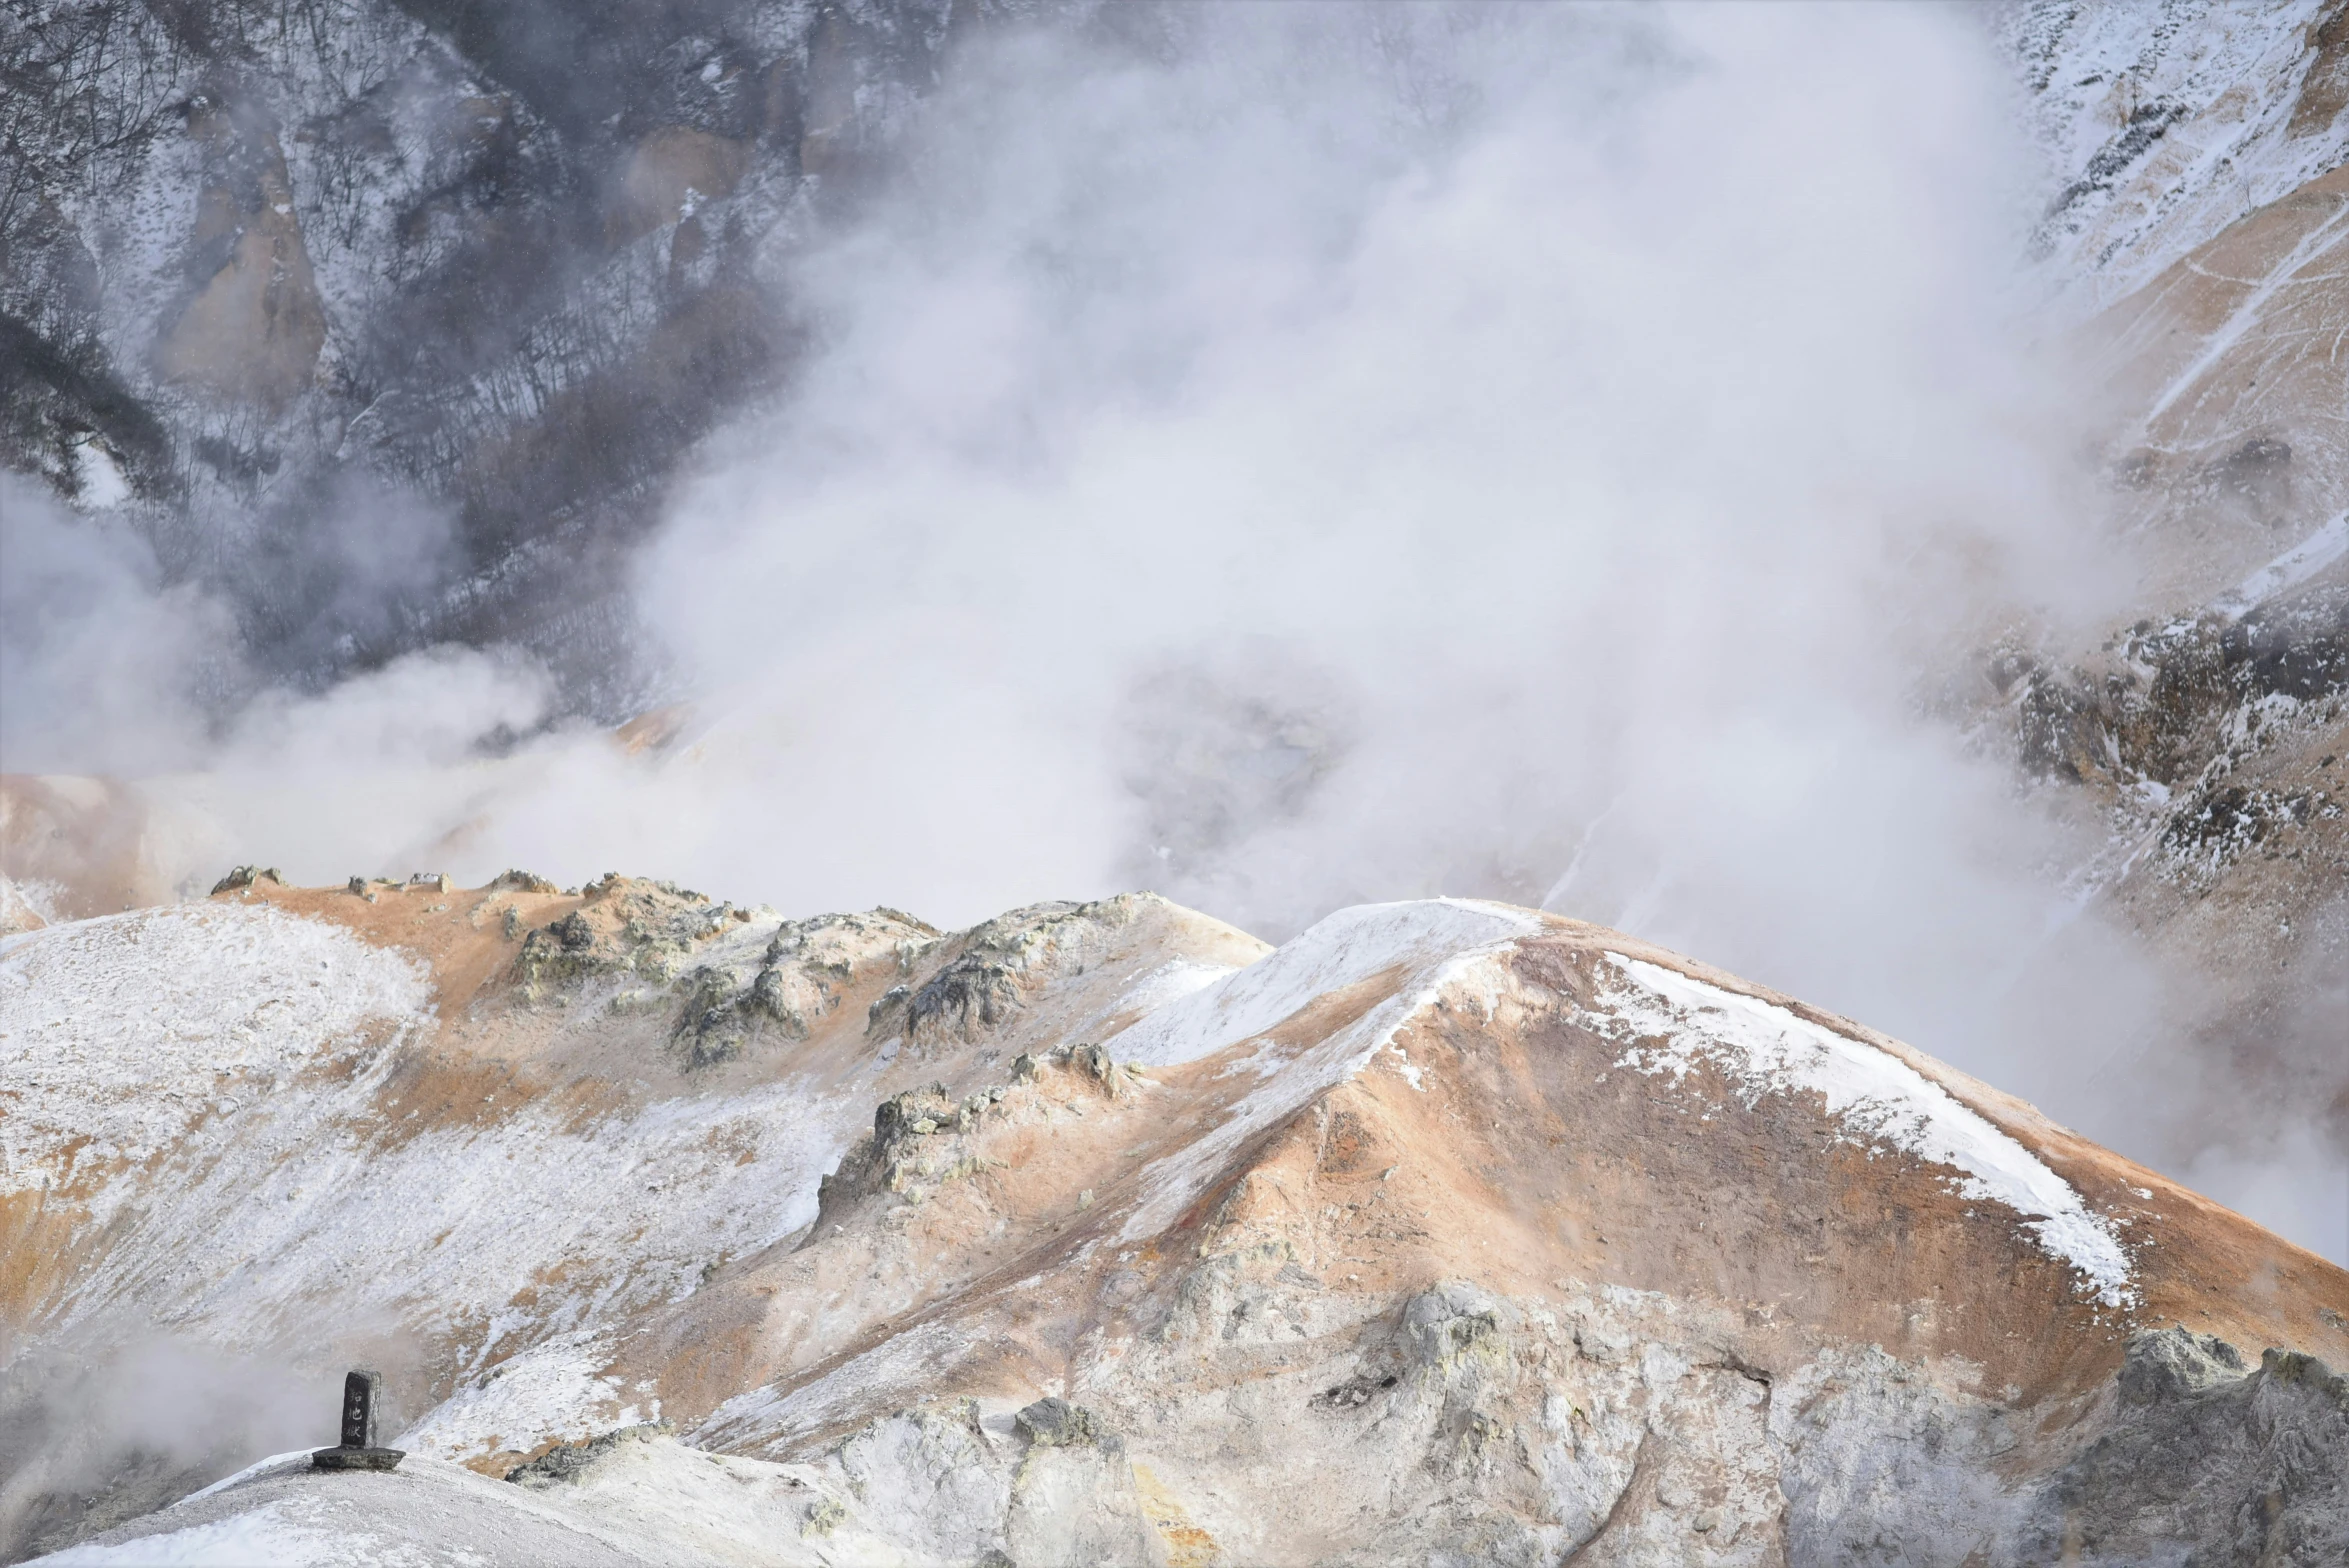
[4,878,2340,1564]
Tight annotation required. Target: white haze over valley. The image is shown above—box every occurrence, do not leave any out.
[3,4,2338,1260]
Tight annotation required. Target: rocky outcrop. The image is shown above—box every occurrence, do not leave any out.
[1975,5,2349,1217]
[0,872,1256,1557]
[2018,1330,2349,1564]
[0,0,1026,694]
[5,883,2341,1563]
[1976,540,2349,1202]
[148,93,329,409]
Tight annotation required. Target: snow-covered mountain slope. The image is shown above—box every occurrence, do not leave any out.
[2011,0,2348,312]
[1985,3,2349,1236]
[6,878,2343,1564]
[9,0,2329,711]
[2000,0,2347,597]
[1999,0,2345,580]
[0,873,1261,1551]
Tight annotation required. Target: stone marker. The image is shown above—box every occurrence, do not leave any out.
[311,1369,406,1471]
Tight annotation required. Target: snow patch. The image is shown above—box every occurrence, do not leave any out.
[1106,900,1542,1244]
[172,1453,317,1508]
[2009,0,2343,308]
[1593,954,2136,1308]
[0,875,63,931]
[1389,1044,1426,1092]
[2,896,845,1428]
[34,1504,341,1566]
[71,438,132,509]
[1111,899,1540,1069]
[399,1331,632,1461]
[1107,957,1242,1020]
[695,1316,966,1456]
[2209,509,2349,622]
[0,904,432,1209]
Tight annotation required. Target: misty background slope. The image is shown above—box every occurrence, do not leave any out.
[1,0,2345,1259]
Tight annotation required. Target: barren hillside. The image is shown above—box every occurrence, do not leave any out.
[3,875,2342,1563]
[4,4,2349,1563]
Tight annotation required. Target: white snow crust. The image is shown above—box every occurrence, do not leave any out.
[35,1504,339,1566]
[172,1453,317,1508]
[1106,899,1541,1245]
[2210,509,2349,621]
[695,1315,965,1457]
[0,901,846,1418]
[1594,954,2137,1308]
[27,1455,655,1567]
[1102,957,1242,1023]
[398,1331,641,1458]
[1111,899,1539,1070]
[2008,0,2346,310]
[0,904,431,1209]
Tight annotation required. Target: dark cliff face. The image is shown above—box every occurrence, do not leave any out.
[0,0,1130,714]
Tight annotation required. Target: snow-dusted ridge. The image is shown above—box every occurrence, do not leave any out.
[1593,953,2137,1309]
[13,888,2345,1562]
[36,1502,341,1567]
[1106,899,1541,1244]
[1109,898,1541,1071]
[1106,902,2137,1307]
[703,901,1549,1452]
[400,1330,645,1460]
[0,897,852,1395]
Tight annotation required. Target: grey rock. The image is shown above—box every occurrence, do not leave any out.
[2116,1324,2250,1405]
[506,1423,672,1489]
[1014,1398,1101,1450]
[2017,1338,2349,1565]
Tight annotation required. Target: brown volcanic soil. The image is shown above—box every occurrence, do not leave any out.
[0,775,180,924]
[6,884,2343,1563]
[98,881,2349,1416]
[619,916,2348,1457]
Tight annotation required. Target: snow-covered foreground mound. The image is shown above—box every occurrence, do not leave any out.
[5,877,2345,1565]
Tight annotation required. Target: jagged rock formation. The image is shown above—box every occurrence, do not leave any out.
[1985,0,2349,1192]
[9,0,2330,722]
[0,0,1096,701]
[5,2,2346,1201]
[5,7,2349,1563]
[4,878,2342,1564]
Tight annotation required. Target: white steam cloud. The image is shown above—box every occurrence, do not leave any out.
[0,1331,346,1559]
[2,3,2339,1260]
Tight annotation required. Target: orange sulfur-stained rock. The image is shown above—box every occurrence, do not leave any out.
[7,887,2341,1563]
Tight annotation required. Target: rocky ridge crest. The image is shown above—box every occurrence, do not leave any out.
[2,878,2341,1564]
